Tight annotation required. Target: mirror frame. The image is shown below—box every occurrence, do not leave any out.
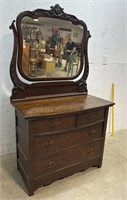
[9,4,91,101]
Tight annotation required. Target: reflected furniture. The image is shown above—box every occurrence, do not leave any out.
[43,60,56,76]
[9,4,114,196]
[29,58,39,77]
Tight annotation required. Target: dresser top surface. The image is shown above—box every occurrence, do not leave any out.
[12,95,114,118]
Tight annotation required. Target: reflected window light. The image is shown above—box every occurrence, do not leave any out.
[23,39,26,48]
[34,19,39,22]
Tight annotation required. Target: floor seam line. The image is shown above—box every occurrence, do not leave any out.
[105,144,127,161]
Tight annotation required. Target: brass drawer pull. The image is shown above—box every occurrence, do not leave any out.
[87,130,96,137]
[89,113,95,120]
[45,160,55,169]
[50,121,62,128]
[47,139,55,147]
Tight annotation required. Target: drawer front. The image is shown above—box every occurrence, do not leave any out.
[31,115,75,134]
[77,109,105,126]
[16,114,27,140]
[34,140,102,178]
[18,132,28,158]
[18,148,28,174]
[34,123,103,157]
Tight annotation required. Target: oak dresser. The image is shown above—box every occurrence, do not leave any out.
[12,95,113,195]
[9,4,114,196]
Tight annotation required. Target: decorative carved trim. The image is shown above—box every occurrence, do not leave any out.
[9,20,25,91]
[78,30,91,92]
[84,30,91,80]
[44,4,79,23]
[50,4,64,16]
[26,4,79,24]
[78,79,88,93]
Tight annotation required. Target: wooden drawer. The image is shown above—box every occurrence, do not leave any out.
[33,140,102,178]
[18,147,28,174]
[17,131,28,158]
[31,115,75,134]
[16,113,27,140]
[77,109,105,126]
[34,123,103,157]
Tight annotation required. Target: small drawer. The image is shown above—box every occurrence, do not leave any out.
[34,123,103,157]
[31,115,75,134]
[77,109,105,126]
[33,140,102,178]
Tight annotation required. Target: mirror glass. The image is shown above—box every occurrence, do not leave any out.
[21,16,84,79]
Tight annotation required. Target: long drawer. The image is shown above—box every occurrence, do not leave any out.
[34,122,103,157]
[33,139,102,178]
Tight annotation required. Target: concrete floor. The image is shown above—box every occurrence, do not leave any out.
[0,130,127,200]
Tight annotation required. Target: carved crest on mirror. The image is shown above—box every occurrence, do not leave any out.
[9,4,91,101]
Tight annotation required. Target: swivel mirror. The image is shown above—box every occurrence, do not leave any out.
[10,4,91,100]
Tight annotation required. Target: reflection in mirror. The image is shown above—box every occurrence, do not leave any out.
[21,17,83,79]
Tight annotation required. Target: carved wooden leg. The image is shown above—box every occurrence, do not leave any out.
[28,188,34,196]
[27,183,34,196]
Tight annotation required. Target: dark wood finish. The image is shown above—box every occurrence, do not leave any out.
[9,4,114,196]
[12,95,114,196]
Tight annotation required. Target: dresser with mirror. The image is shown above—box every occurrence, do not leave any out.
[9,4,114,196]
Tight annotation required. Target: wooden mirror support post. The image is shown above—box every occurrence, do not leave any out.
[9,4,114,196]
